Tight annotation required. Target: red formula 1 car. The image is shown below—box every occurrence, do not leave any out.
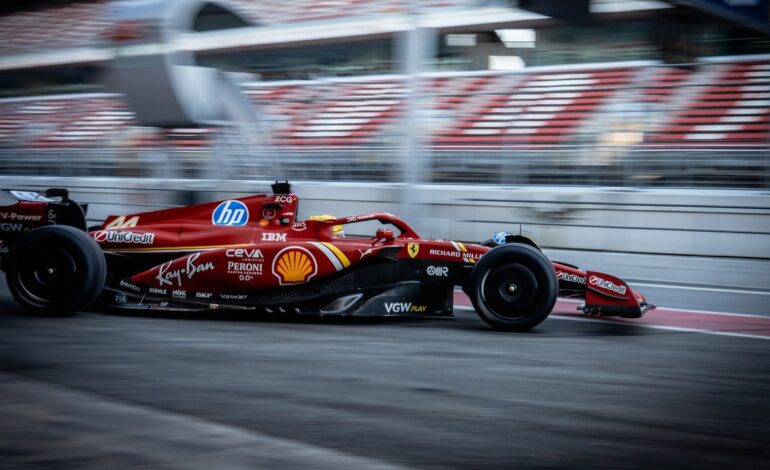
[0,183,654,331]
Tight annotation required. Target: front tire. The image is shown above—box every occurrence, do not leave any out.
[6,225,106,315]
[468,243,557,331]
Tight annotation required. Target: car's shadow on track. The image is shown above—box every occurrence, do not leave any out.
[0,295,653,338]
[96,305,443,327]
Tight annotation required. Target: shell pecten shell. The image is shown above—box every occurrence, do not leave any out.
[273,247,317,284]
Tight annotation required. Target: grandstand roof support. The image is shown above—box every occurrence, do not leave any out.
[399,1,437,236]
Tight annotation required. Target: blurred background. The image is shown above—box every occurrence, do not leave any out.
[0,0,768,310]
[1,2,770,468]
[1,0,769,187]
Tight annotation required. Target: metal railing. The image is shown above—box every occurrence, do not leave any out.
[1,145,768,188]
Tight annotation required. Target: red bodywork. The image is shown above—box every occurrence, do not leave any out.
[1,191,65,253]
[0,201,48,240]
[88,191,652,316]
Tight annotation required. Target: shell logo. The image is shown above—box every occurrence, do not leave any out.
[272,246,317,285]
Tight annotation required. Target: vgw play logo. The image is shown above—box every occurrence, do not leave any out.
[384,302,428,314]
[212,200,249,226]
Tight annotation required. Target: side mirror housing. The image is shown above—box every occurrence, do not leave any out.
[375,228,394,240]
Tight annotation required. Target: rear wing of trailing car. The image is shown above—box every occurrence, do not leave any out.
[0,188,88,255]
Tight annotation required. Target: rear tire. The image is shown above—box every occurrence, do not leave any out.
[6,225,106,315]
[468,243,557,331]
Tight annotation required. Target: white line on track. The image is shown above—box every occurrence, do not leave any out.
[548,314,770,341]
[554,297,770,319]
[650,306,770,319]
[456,287,770,318]
[454,306,770,341]
[629,282,770,296]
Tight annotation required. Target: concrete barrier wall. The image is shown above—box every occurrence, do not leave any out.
[2,176,769,260]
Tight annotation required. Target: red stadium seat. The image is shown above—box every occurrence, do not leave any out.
[1,59,768,152]
[644,62,770,146]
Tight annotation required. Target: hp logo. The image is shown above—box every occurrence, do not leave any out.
[212,200,249,226]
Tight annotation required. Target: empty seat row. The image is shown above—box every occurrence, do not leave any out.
[0,60,768,150]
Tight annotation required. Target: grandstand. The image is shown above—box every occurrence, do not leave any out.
[2,58,767,147]
[0,0,768,187]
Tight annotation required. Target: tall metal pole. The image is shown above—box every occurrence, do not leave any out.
[399,0,436,237]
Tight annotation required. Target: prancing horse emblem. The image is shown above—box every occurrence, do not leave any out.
[407,243,419,258]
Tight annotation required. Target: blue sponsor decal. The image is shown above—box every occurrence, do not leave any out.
[492,232,509,245]
[212,200,249,226]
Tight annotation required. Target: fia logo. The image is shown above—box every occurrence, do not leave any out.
[407,243,419,258]
[212,200,249,226]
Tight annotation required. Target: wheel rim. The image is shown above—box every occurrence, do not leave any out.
[16,243,80,306]
[480,263,539,320]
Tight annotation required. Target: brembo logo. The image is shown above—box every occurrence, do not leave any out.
[93,230,154,244]
[119,280,141,292]
[384,303,428,314]
[589,275,627,296]
[557,271,586,284]
[212,200,249,226]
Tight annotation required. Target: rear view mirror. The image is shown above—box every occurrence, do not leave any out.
[375,228,394,240]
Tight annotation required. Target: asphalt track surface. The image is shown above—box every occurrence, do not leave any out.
[1,275,769,469]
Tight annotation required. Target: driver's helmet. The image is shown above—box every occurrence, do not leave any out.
[308,214,344,237]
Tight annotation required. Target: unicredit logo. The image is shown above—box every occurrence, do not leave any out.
[557,271,586,284]
[94,230,154,245]
[588,275,627,295]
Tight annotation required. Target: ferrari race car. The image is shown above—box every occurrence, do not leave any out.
[0,183,654,331]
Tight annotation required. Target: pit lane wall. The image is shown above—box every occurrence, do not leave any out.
[1,177,769,260]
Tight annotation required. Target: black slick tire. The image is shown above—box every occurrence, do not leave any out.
[469,243,558,331]
[6,225,106,315]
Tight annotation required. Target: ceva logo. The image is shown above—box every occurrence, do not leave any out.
[212,200,249,226]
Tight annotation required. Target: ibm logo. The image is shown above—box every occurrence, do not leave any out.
[212,200,249,226]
